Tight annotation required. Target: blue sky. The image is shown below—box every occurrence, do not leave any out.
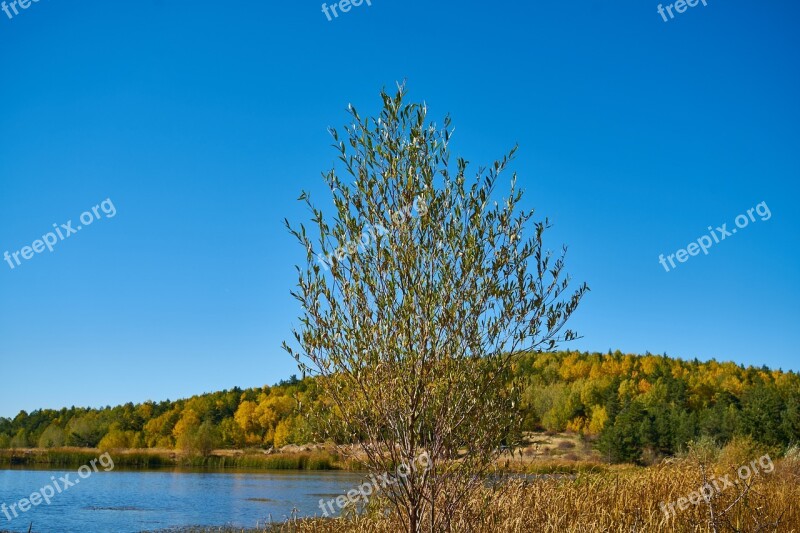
[0,0,798,418]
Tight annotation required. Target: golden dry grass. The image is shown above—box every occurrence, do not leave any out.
[259,452,800,533]
[120,444,800,533]
[163,454,800,533]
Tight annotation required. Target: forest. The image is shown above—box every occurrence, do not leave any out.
[1,350,798,464]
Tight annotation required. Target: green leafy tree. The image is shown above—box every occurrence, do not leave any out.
[67,413,107,448]
[186,421,222,457]
[284,85,587,531]
[37,424,66,448]
[10,429,29,449]
[219,418,246,448]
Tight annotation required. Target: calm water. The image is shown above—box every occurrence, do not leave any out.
[0,468,365,533]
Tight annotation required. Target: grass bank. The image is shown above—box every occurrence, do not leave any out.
[0,448,341,471]
[0,432,597,473]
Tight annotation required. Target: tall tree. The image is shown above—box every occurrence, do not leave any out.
[284,84,588,531]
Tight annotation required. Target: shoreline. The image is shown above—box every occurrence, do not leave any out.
[0,434,606,475]
[0,447,345,472]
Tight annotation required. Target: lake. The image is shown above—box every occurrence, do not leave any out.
[0,468,365,533]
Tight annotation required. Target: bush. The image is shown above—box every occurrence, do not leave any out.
[98,430,134,451]
[178,421,222,457]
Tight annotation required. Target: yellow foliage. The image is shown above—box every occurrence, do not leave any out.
[234,401,259,433]
[566,417,586,433]
[587,406,608,436]
[98,430,133,450]
[273,419,293,448]
[172,409,201,440]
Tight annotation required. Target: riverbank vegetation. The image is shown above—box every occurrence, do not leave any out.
[137,441,800,532]
[3,442,799,532]
[0,447,341,470]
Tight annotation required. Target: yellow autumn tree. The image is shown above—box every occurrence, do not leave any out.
[172,409,201,451]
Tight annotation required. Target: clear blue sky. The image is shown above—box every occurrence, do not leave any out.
[1,0,798,418]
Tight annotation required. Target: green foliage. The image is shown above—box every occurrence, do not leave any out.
[516,351,800,463]
[98,429,137,450]
[0,449,336,470]
[1,351,798,464]
[67,413,107,447]
[0,380,311,455]
[9,429,29,448]
[283,84,589,531]
[37,424,66,448]
[182,421,222,457]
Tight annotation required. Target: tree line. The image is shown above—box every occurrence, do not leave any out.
[1,351,798,463]
[515,351,800,462]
